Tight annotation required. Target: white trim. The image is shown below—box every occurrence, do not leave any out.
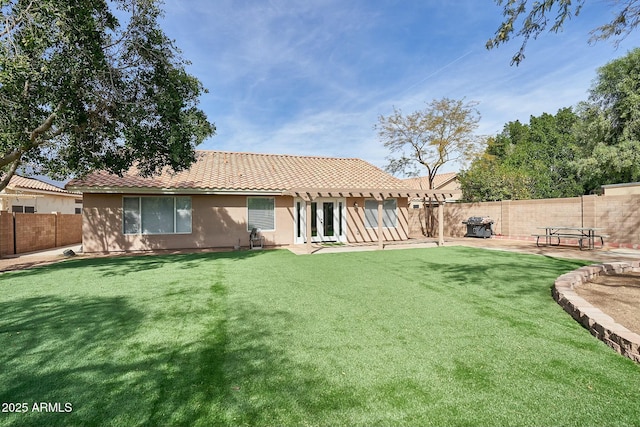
[122,195,193,235]
[293,197,346,244]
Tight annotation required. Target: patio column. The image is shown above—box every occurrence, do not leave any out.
[438,199,445,246]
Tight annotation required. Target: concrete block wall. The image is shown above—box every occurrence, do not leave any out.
[0,211,14,257]
[426,194,640,248]
[441,201,502,237]
[56,214,83,247]
[505,197,583,239]
[15,213,56,253]
[0,211,82,257]
[596,195,640,247]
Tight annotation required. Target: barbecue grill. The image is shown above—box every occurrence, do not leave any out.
[462,216,494,238]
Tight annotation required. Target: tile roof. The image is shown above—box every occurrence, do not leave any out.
[67,151,411,193]
[6,175,71,194]
[403,172,458,190]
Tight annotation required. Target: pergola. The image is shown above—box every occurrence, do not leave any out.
[284,188,461,254]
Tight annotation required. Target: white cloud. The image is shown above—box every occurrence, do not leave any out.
[161,0,639,175]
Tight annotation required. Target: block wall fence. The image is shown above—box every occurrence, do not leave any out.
[419,194,640,248]
[0,211,82,257]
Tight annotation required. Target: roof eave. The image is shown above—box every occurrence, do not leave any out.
[67,186,285,196]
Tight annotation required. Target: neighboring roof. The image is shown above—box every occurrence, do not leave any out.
[5,175,74,195]
[67,151,411,194]
[403,172,458,190]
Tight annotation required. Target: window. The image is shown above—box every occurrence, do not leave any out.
[364,199,397,228]
[123,196,192,235]
[248,197,275,231]
[75,208,82,215]
[11,205,34,213]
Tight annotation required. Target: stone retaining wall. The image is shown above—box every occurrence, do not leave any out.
[553,261,640,363]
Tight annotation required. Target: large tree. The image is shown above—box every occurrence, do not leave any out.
[0,0,215,191]
[572,47,640,191]
[460,108,582,201]
[487,0,640,65]
[376,97,483,235]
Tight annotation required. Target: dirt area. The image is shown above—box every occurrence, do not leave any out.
[575,272,640,335]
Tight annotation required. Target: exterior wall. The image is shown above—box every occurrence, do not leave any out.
[0,211,13,257]
[0,190,81,214]
[437,194,640,248]
[83,193,295,252]
[0,211,82,257]
[345,197,409,243]
[82,194,411,252]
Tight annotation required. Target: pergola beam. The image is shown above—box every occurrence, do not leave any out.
[285,188,459,200]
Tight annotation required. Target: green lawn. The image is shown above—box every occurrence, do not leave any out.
[1,247,639,426]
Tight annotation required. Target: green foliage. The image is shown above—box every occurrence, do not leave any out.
[488,0,640,65]
[0,0,215,191]
[573,47,640,192]
[460,108,582,201]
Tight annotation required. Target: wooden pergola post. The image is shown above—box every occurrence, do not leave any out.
[377,195,384,250]
[438,198,445,246]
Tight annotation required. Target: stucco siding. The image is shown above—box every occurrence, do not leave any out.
[82,194,410,252]
[82,194,297,252]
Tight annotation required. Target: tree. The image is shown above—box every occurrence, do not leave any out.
[376,97,483,236]
[0,0,215,192]
[487,0,640,65]
[460,108,582,201]
[572,48,640,191]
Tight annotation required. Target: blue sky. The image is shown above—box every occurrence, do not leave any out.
[158,0,637,175]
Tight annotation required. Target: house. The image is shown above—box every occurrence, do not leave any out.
[0,175,82,214]
[66,151,456,253]
[403,172,461,206]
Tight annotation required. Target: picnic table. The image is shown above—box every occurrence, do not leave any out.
[532,226,607,250]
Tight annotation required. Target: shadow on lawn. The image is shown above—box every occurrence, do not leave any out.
[0,274,361,426]
[4,249,269,279]
[409,247,588,297]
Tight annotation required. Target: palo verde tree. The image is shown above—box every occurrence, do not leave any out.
[376,97,483,236]
[487,0,640,65]
[0,0,215,191]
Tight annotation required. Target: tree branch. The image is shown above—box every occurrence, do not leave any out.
[0,156,21,192]
[29,103,62,143]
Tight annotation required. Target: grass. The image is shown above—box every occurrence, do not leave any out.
[0,247,639,426]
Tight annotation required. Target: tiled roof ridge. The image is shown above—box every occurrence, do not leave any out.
[195,150,362,162]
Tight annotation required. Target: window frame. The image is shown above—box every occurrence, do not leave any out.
[122,196,192,235]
